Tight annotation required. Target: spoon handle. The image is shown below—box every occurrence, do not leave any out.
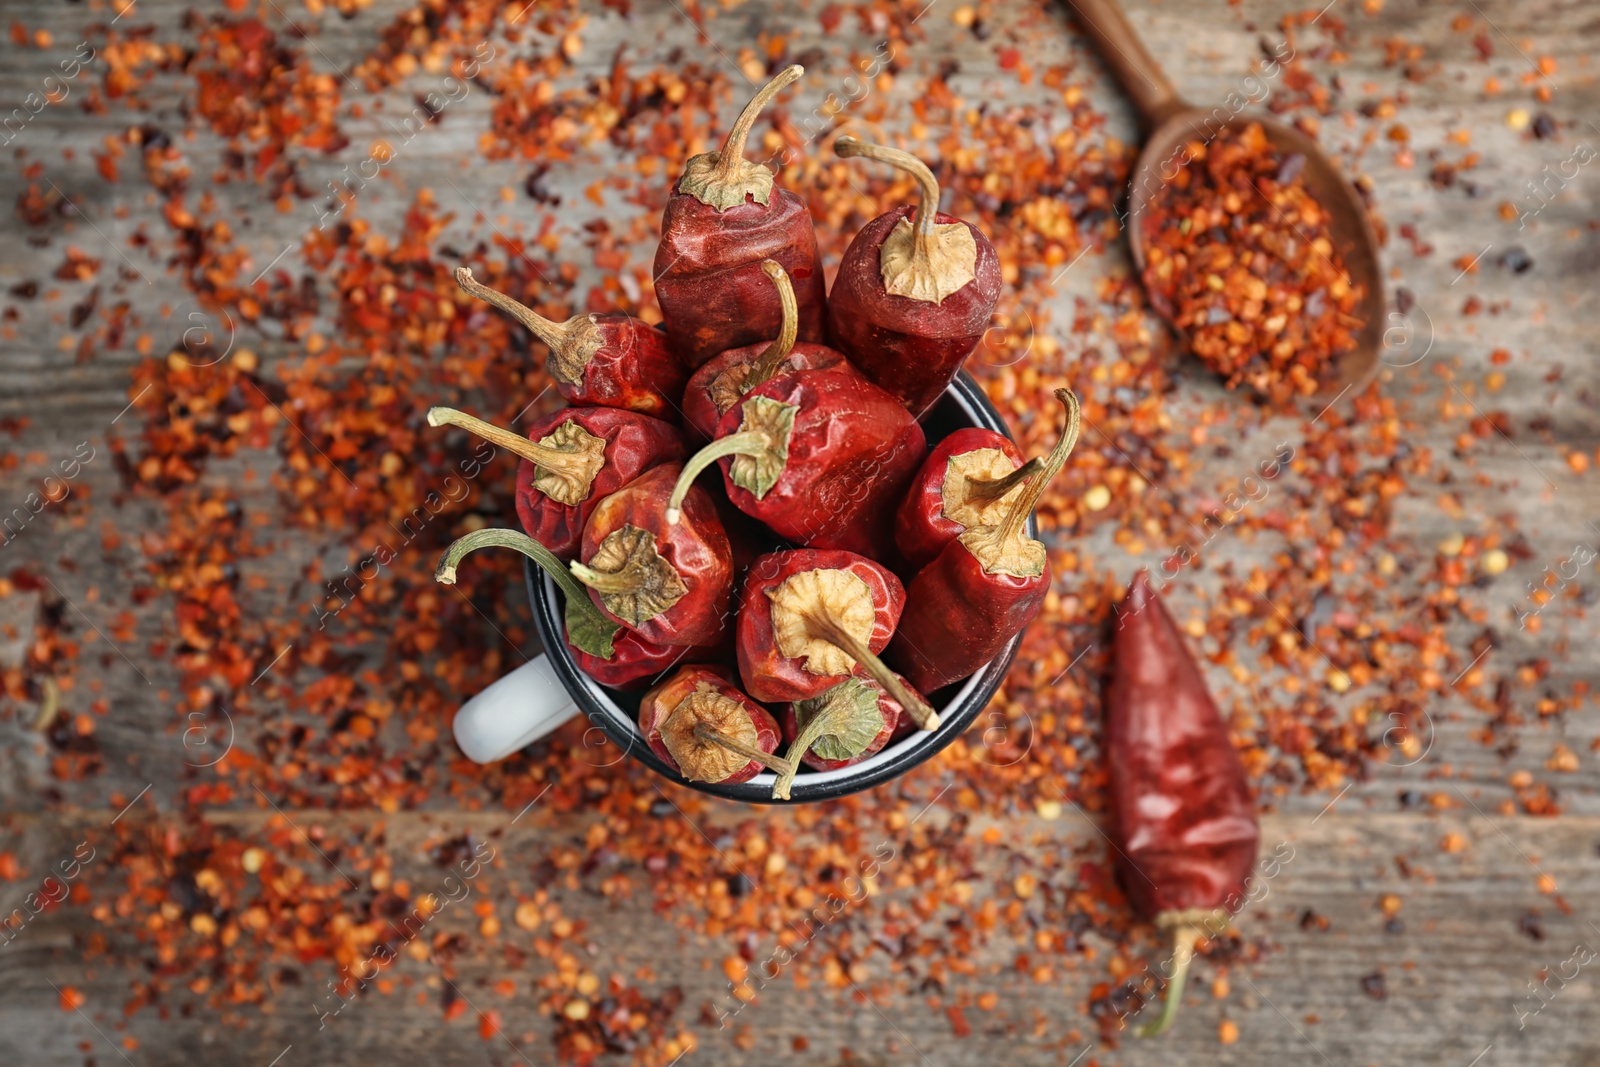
[1064,0,1187,130]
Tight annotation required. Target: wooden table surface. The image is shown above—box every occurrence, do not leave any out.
[2,0,1598,1065]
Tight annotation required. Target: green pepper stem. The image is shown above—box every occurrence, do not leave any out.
[693,723,795,777]
[835,136,943,243]
[710,65,804,184]
[965,456,1045,505]
[569,560,640,596]
[771,686,863,801]
[665,431,771,524]
[997,389,1081,546]
[454,267,572,350]
[804,613,940,731]
[743,260,799,392]
[1136,922,1203,1038]
[427,406,585,477]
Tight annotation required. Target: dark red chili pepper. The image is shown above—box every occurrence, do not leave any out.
[681,259,855,443]
[827,137,1002,417]
[655,66,827,368]
[735,548,938,729]
[888,389,1079,692]
[569,462,732,648]
[428,405,684,560]
[665,369,926,558]
[433,527,695,689]
[1105,569,1260,1037]
[894,427,1043,573]
[638,664,792,785]
[454,267,687,419]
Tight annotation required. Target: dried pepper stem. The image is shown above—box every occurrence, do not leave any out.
[665,431,770,523]
[676,65,805,211]
[742,260,800,391]
[426,407,601,485]
[963,456,1044,505]
[1136,920,1205,1038]
[708,65,803,186]
[454,267,602,385]
[802,613,939,731]
[692,722,794,777]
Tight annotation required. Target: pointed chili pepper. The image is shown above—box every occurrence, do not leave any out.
[655,66,827,367]
[735,548,938,730]
[665,369,926,558]
[433,527,696,689]
[827,136,1002,417]
[639,664,792,785]
[569,462,732,648]
[771,670,908,800]
[681,259,855,443]
[1105,570,1259,1038]
[888,389,1080,692]
[895,427,1043,573]
[454,267,687,419]
[427,405,684,560]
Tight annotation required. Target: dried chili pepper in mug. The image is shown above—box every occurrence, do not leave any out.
[894,427,1043,573]
[1105,570,1259,1037]
[638,664,792,785]
[433,527,694,690]
[570,462,732,648]
[666,369,926,557]
[888,389,1079,692]
[427,405,684,560]
[681,259,855,443]
[655,66,827,367]
[770,670,906,800]
[827,136,1002,417]
[453,267,687,419]
[735,548,938,729]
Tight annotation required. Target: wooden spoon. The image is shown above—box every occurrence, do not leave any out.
[1066,0,1383,403]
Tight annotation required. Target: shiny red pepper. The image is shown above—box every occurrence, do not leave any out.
[827,137,1002,417]
[570,462,732,648]
[638,664,791,785]
[454,267,687,419]
[734,548,938,729]
[427,405,684,560]
[770,669,906,799]
[681,259,855,443]
[894,427,1042,573]
[666,369,926,558]
[655,66,827,367]
[1105,569,1260,1037]
[888,390,1079,692]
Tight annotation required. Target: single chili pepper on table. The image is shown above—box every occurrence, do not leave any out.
[454,267,687,419]
[432,527,698,689]
[570,462,732,648]
[735,548,938,729]
[888,389,1080,692]
[666,369,926,558]
[427,405,684,560]
[771,670,908,800]
[655,65,827,368]
[638,664,792,785]
[827,136,1002,417]
[681,259,856,443]
[1104,569,1260,1037]
[894,427,1043,572]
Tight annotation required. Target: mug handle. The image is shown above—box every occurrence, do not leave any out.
[452,653,580,763]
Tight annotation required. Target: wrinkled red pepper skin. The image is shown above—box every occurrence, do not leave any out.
[515,407,685,560]
[559,317,688,419]
[569,629,717,691]
[827,205,1002,417]
[681,340,856,443]
[638,664,781,783]
[779,670,902,772]
[735,549,905,704]
[714,369,926,557]
[578,462,732,647]
[894,427,1024,573]
[655,192,827,368]
[887,541,1046,693]
[1105,570,1259,918]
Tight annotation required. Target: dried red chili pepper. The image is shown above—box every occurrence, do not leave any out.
[654,66,827,367]
[894,427,1043,573]
[638,664,792,785]
[427,405,684,560]
[735,548,938,729]
[827,136,1002,417]
[1105,569,1259,1037]
[570,462,732,648]
[433,527,693,689]
[681,259,855,443]
[665,370,926,558]
[453,267,687,419]
[771,670,907,800]
[888,389,1079,692]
